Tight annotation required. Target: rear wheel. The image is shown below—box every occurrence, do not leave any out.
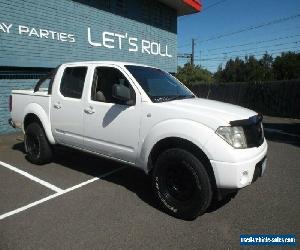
[24,122,53,164]
[152,148,212,220]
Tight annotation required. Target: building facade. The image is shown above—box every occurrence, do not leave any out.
[0,0,200,133]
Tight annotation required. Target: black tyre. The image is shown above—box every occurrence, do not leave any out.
[24,122,53,165]
[152,148,213,220]
[209,190,238,212]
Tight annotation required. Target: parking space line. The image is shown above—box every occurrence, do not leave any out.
[0,165,127,220]
[0,161,63,193]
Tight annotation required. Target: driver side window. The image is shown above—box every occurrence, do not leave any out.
[91,67,136,105]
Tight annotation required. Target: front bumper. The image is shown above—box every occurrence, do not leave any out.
[210,140,268,189]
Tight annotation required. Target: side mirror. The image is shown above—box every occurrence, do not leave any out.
[112,84,131,102]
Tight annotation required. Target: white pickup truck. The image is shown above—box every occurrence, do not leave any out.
[9,61,267,220]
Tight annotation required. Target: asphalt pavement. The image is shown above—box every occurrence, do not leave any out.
[0,116,299,249]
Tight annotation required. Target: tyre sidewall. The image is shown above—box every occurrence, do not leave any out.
[25,122,52,164]
[153,148,212,220]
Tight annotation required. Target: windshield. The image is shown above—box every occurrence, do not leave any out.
[125,65,195,103]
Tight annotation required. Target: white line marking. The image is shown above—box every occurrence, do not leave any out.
[0,161,63,193]
[0,165,126,220]
[265,128,300,138]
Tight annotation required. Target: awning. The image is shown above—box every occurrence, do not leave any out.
[158,0,202,16]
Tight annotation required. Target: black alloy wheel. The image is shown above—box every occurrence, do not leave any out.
[165,161,197,202]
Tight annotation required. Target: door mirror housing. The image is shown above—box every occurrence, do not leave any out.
[112,84,131,102]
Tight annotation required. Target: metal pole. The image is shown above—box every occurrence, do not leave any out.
[191,39,195,66]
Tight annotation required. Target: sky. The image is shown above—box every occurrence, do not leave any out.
[177,0,300,72]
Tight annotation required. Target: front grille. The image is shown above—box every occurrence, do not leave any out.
[243,122,264,148]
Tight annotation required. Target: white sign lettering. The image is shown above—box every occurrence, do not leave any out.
[0,23,12,33]
[87,27,173,58]
[0,21,173,58]
[18,25,75,42]
[0,23,76,43]
[129,37,138,52]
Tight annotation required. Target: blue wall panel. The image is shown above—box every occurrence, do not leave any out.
[0,79,37,134]
[0,0,177,72]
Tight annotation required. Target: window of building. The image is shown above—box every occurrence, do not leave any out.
[152,4,160,26]
[141,0,151,23]
[91,67,135,105]
[98,0,110,10]
[60,67,87,99]
[165,10,173,31]
[0,67,52,80]
[76,0,110,11]
[140,0,175,32]
[115,0,127,15]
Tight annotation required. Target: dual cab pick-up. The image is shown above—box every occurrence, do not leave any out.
[9,61,267,220]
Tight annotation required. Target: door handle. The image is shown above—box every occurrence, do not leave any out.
[84,106,95,114]
[54,102,61,109]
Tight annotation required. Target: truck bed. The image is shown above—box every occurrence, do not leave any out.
[11,89,51,130]
[12,89,50,96]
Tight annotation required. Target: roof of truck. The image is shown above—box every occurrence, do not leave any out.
[62,61,152,68]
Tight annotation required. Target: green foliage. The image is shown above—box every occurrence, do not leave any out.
[176,63,213,86]
[213,52,300,83]
[176,52,300,84]
[273,52,300,80]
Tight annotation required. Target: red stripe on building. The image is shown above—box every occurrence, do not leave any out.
[183,0,202,12]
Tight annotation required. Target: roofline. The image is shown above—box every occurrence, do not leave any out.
[183,0,202,12]
[158,0,202,16]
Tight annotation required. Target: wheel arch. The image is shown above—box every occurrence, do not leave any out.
[138,119,214,170]
[148,137,217,192]
[23,104,55,144]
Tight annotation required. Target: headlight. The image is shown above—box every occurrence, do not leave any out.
[216,126,247,149]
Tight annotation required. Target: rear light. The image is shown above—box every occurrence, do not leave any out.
[9,95,12,112]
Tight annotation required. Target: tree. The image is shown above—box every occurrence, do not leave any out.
[213,52,300,82]
[213,64,224,82]
[273,52,300,80]
[243,55,263,81]
[259,53,274,81]
[176,63,213,86]
[223,57,245,82]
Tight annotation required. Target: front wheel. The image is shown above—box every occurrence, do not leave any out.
[24,122,53,165]
[152,148,213,220]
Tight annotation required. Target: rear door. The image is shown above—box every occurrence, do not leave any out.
[50,66,88,148]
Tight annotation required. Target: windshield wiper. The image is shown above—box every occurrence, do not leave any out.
[165,95,195,102]
[152,95,195,103]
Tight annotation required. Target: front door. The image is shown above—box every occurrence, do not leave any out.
[83,66,141,163]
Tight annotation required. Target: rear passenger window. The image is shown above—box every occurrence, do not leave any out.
[60,67,87,99]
